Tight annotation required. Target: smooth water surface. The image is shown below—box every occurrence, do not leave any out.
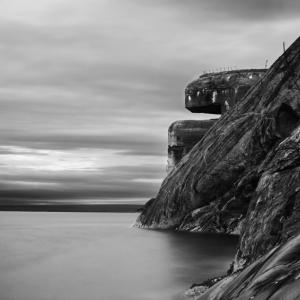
[0,212,238,300]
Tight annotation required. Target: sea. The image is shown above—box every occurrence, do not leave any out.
[0,211,238,300]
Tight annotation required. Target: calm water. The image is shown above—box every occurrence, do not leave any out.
[0,212,238,300]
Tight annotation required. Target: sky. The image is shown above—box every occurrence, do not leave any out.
[1,0,300,206]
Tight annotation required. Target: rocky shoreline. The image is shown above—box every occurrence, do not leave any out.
[184,234,300,299]
[136,36,300,299]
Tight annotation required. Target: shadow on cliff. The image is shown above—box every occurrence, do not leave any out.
[136,36,300,299]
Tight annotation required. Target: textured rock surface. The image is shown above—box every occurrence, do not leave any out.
[186,233,300,300]
[234,122,300,267]
[136,36,300,299]
[185,69,267,114]
[136,35,300,247]
[167,119,216,173]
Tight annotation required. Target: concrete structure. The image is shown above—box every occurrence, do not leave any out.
[167,69,267,173]
[185,69,267,113]
[167,119,217,173]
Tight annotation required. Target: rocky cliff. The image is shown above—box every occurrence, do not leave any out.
[136,36,300,299]
[186,233,300,299]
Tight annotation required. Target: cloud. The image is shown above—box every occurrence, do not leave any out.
[160,0,300,20]
[0,133,166,156]
[0,0,299,205]
[0,144,165,203]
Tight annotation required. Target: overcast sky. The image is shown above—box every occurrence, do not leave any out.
[1,0,300,205]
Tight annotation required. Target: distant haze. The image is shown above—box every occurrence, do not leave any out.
[1,0,300,205]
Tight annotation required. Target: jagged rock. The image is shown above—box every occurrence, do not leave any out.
[136,36,300,254]
[178,203,244,234]
[185,69,267,114]
[167,119,217,173]
[192,233,300,300]
[133,35,300,300]
[136,36,300,299]
[184,285,209,298]
[235,122,300,268]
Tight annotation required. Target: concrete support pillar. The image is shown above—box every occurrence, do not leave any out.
[167,119,216,173]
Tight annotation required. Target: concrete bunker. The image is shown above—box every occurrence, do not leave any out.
[167,69,268,173]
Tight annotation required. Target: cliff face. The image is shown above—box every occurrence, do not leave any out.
[136,36,300,276]
[232,122,300,272]
[186,119,300,299]
[188,233,300,300]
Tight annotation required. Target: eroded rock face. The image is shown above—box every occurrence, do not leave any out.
[135,36,300,250]
[136,36,300,300]
[236,122,300,267]
[185,69,267,114]
[188,233,300,300]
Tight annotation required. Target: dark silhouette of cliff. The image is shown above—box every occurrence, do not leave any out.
[136,36,300,299]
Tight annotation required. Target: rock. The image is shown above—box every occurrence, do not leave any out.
[135,36,300,238]
[184,277,227,298]
[194,233,300,300]
[184,285,209,298]
[235,121,300,268]
[136,36,300,299]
